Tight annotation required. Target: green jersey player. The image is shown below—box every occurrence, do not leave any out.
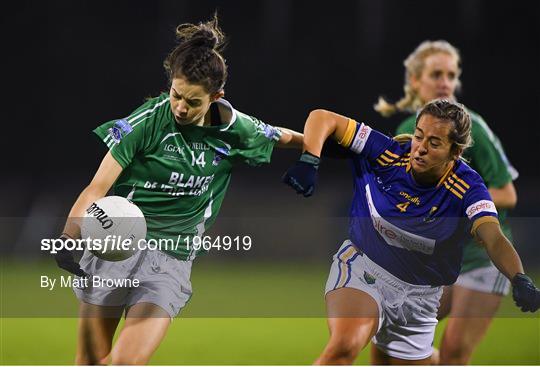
[54,16,302,365]
[374,40,518,364]
[92,92,283,261]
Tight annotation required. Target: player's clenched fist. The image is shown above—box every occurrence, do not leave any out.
[512,273,540,312]
[282,152,320,197]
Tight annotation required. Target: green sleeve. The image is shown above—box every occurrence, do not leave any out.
[467,114,514,188]
[93,118,144,169]
[93,95,167,168]
[228,110,282,166]
[395,115,417,135]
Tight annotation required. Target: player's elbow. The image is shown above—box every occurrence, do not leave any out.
[501,183,518,208]
[82,182,110,201]
[307,109,340,133]
[308,109,333,122]
[483,231,507,255]
[490,183,518,209]
[507,189,517,209]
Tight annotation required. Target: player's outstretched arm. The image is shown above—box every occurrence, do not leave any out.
[475,222,523,280]
[282,109,350,197]
[275,127,303,149]
[55,152,123,276]
[302,109,350,156]
[62,151,123,239]
[476,222,540,312]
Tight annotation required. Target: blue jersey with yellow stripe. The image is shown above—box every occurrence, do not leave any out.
[340,120,499,286]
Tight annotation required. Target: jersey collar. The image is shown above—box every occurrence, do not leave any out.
[216,98,237,131]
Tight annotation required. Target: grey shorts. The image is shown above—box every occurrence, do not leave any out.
[455,263,510,296]
[73,248,192,318]
[325,240,442,360]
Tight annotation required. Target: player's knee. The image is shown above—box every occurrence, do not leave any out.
[441,337,473,364]
[440,352,471,365]
[75,352,109,365]
[110,350,150,366]
[324,334,363,364]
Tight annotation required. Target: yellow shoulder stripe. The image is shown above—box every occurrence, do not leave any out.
[447,176,467,194]
[376,150,404,166]
[376,158,388,166]
[385,150,400,159]
[443,181,464,199]
[436,163,455,187]
[452,173,470,189]
[392,157,410,167]
[437,166,470,198]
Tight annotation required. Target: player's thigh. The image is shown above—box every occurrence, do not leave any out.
[436,285,453,320]
[111,302,171,365]
[326,287,380,347]
[76,302,123,365]
[370,344,433,365]
[443,285,502,347]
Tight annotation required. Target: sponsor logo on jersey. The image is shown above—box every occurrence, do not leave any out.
[108,119,133,144]
[399,191,421,206]
[466,200,497,219]
[212,140,230,165]
[257,122,280,140]
[423,206,438,223]
[159,132,188,161]
[163,172,215,196]
[86,203,114,229]
[164,144,185,154]
[161,143,187,162]
[212,153,224,166]
[214,140,231,155]
[365,184,436,255]
[245,115,279,140]
[185,142,209,151]
[350,123,372,154]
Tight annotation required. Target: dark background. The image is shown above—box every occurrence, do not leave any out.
[3,0,540,263]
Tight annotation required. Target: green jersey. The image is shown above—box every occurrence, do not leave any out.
[94,93,281,260]
[396,109,518,272]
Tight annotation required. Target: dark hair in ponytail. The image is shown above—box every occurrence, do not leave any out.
[164,14,227,95]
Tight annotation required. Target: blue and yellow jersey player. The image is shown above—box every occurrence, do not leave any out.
[283,99,539,365]
[375,40,519,365]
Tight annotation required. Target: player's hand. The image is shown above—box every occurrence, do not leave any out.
[54,235,88,277]
[512,273,540,312]
[282,151,320,197]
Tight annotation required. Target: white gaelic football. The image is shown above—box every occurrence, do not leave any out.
[81,196,146,261]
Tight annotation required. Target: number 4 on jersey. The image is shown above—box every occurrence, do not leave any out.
[191,151,206,167]
[396,201,410,213]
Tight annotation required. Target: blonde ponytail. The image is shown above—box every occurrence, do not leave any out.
[375,40,461,118]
